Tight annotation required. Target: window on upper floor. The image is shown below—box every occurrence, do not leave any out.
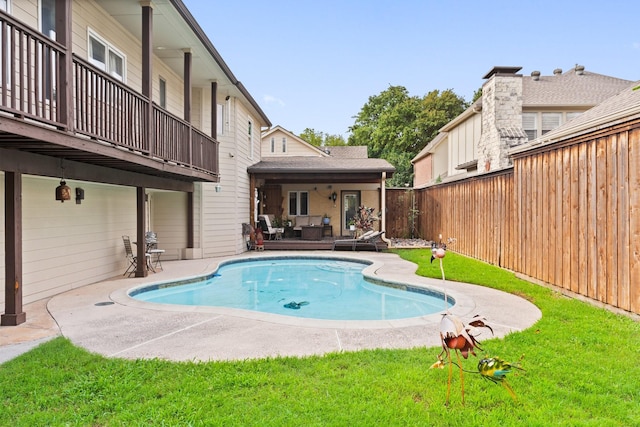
[541,113,561,135]
[217,103,225,136]
[282,137,287,153]
[39,0,55,38]
[270,137,275,153]
[522,113,537,140]
[0,0,9,12]
[248,118,254,159]
[288,191,309,216]
[159,77,166,109]
[88,29,125,82]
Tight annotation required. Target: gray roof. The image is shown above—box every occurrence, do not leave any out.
[248,156,395,174]
[513,81,640,152]
[523,68,633,107]
[320,145,368,158]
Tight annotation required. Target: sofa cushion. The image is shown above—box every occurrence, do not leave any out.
[309,215,323,226]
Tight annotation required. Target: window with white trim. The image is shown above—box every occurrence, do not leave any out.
[270,137,275,153]
[282,137,287,153]
[159,77,166,109]
[247,118,254,159]
[88,30,125,82]
[39,0,55,38]
[217,103,225,136]
[288,191,309,216]
[541,113,561,135]
[0,0,9,12]
[522,113,537,140]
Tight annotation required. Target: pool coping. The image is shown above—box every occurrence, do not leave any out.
[38,251,541,362]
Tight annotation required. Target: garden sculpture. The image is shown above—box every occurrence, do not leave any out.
[477,357,524,401]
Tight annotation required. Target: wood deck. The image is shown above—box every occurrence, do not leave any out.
[256,237,387,251]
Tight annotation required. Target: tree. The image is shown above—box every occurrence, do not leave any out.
[299,128,346,147]
[348,85,468,186]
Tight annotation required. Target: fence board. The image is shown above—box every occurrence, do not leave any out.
[401,120,639,315]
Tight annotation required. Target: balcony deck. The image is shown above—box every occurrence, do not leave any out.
[0,11,218,183]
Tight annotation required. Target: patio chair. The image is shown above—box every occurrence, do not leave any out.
[145,231,166,271]
[258,214,284,240]
[122,235,151,276]
[332,230,386,252]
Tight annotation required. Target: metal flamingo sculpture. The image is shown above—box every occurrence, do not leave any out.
[429,236,493,406]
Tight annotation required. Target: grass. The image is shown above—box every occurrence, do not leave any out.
[1,249,639,426]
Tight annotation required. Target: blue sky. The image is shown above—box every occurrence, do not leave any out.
[183,0,639,138]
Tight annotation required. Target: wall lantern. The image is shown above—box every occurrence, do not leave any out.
[75,187,85,204]
[55,179,71,202]
[215,183,222,193]
[330,191,337,202]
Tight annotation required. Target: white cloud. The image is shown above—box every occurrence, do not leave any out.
[263,95,285,107]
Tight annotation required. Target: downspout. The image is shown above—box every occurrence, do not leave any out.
[380,172,392,246]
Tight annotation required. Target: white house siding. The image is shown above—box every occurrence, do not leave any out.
[198,99,260,258]
[260,129,322,157]
[10,0,37,26]
[0,175,137,306]
[148,191,188,261]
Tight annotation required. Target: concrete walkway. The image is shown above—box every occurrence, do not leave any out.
[1,251,542,363]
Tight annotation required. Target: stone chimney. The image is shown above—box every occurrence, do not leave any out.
[477,66,527,172]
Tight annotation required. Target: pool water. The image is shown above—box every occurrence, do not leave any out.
[131,258,450,321]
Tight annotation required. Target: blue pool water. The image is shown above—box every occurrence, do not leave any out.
[131,257,451,320]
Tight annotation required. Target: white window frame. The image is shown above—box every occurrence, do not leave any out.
[270,137,275,153]
[282,137,287,153]
[38,0,55,39]
[216,103,225,136]
[522,113,537,140]
[158,76,166,109]
[248,117,254,159]
[0,0,9,12]
[288,191,309,216]
[541,112,561,135]
[87,29,126,82]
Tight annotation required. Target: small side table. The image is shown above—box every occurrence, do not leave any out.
[322,224,333,237]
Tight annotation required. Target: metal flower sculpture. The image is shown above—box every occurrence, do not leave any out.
[478,357,524,401]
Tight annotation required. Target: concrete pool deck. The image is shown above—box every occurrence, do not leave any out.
[1,251,541,363]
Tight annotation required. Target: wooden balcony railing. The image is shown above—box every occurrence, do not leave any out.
[0,12,219,178]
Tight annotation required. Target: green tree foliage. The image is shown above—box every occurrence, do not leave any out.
[299,128,346,147]
[348,85,468,186]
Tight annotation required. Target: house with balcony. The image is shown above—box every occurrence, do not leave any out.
[0,0,271,325]
[412,65,634,187]
[252,125,395,237]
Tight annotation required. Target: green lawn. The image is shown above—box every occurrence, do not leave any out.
[1,249,639,426]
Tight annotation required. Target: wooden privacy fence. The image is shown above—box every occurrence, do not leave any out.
[402,119,640,316]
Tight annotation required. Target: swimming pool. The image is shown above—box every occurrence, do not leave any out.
[130,257,452,321]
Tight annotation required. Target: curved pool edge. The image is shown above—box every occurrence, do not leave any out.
[111,252,482,330]
[46,251,542,361]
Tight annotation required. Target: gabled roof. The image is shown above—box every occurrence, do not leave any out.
[261,125,329,157]
[523,68,633,107]
[512,81,640,153]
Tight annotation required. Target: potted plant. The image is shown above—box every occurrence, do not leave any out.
[348,218,356,231]
[323,214,331,225]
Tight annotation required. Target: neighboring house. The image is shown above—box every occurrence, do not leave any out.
[413,65,634,187]
[252,126,395,236]
[0,0,270,325]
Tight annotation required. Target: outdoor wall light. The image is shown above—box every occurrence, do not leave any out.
[330,191,337,202]
[75,188,85,204]
[55,179,71,202]
[215,183,222,193]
